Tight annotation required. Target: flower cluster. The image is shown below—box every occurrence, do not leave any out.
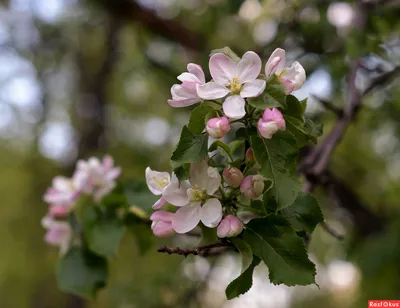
[146,48,306,239]
[41,155,121,253]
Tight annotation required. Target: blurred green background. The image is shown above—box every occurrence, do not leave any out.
[0,0,400,307]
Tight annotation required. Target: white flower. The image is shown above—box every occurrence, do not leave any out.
[41,215,72,255]
[197,51,266,119]
[145,167,171,209]
[74,155,121,202]
[162,161,223,234]
[265,48,306,94]
[43,176,80,207]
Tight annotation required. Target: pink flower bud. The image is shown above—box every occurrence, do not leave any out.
[240,175,264,199]
[206,117,230,138]
[150,211,176,238]
[49,205,69,218]
[245,148,254,163]
[257,108,286,139]
[217,215,244,238]
[223,167,243,188]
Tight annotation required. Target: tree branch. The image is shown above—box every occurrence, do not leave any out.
[157,241,234,257]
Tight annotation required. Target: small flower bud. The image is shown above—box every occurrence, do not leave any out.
[217,215,244,238]
[257,108,285,139]
[245,148,254,163]
[49,205,69,218]
[240,175,265,199]
[223,167,243,188]
[206,117,230,138]
[150,211,176,238]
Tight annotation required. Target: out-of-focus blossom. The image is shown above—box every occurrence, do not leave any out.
[75,155,121,202]
[41,216,72,255]
[223,167,243,188]
[168,63,206,107]
[217,215,244,238]
[150,211,176,237]
[197,52,266,119]
[206,117,230,138]
[265,48,306,94]
[161,161,222,233]
[43,176,80,207]
[48,204,70,218]
[258,108,286,139]
[240,175,264,199]
[145,167,171,209]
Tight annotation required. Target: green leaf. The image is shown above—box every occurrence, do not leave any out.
[200,223,218,245]
[188,104,218,135]
[230,238,253,273]
[86,216,125,258]
[284,115,312,146]
[235,126,257,140]
[281,192,324,233]
[243,215,316,286]
[57,247,108,299]
[305,119,323,138]
[209,140,233,162]
[210,46,241,62]
[225,256,260,300]
[128,223,154,255]
[248,75,286,109]
[263,191,278,213]
[124,180,158,212]
[173,163,190,181]
[285,95,305,119]
[250,133,301,209]
[171,126,208,166]
[300,98,307,114]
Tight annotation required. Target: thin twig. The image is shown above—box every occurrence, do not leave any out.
[157,241,233,257]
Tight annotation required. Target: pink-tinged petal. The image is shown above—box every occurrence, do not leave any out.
[280,77,295,94]
[168,98,201,107]
[152,197,167,209]
[172,203,202,233]
[265,48,286,76]
[196,82,230,100]
[240,79,266,98]
[187,63,205,84]
[171,84,197,100]
[258,119,279,139]
[222,95,246,119]
[177,72,201,83]
[204,167,222,195]
[200,198,222,228]
[237,51,262,83]
[209,53,237,85]
[262,108,274,122]
[152,221,175,237]
[217,215,244,238]
[162,175,190,207]
[102,155,113,170]
[289,61,306,90]
[49,205,69,218]
[150,210,174,222]
[105,167,121,182]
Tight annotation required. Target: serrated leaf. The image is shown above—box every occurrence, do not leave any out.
[282,192,324,232]
[57,248,108,299]
[305,119,323,138]
[171,126,208,166]
[250,133,301,209]
[188,104,219,135]
[225,256,260,300]
[230,238,253,273]
[243,215,316,286]
[248,75,286,109]
[209,140,233,162]
[284,115,313,146]
[285,95,304,119]
[210,46,241,62]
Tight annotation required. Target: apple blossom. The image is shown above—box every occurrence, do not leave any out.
[222,167,243,188]
[240,175,264,199]
[75,155,121,202]
[217,215,244,238]
[43,176,80,207]
[49,204,70,218]
[265,48,306,94]
[161,161,223,233]
[41,215,72,254]
[145,167,171,209]
[150,211,176,237]
[197,52,266,119]
[168,63,206,107]
[206,117,230,138]
[258,107,286,139]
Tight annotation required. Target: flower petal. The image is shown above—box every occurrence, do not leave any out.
[222,95,246,119]
[172,203,201,233]
[145,167,170,195]
[209,53,237,85]
[187,63,205,84]
[152,197,167,209]
[150,210,174,222]
[287,61,306,91]
[170,84,197,100]
[190,160,210,188]
[177,72,201,83]
[240,79,266,98]
[237,51,262,83]
[200,198,222,228]
[168,98,201,107]
[162,174,190,207]
[265,48,286,76]
[196,82,230,100]
[152,221,175,237]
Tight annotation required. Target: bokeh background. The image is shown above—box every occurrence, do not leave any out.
[0,0,400,307]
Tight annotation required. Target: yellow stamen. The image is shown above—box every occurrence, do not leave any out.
[230,77,242,94]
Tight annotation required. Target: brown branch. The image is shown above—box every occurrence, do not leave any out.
[157,241,234,257]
